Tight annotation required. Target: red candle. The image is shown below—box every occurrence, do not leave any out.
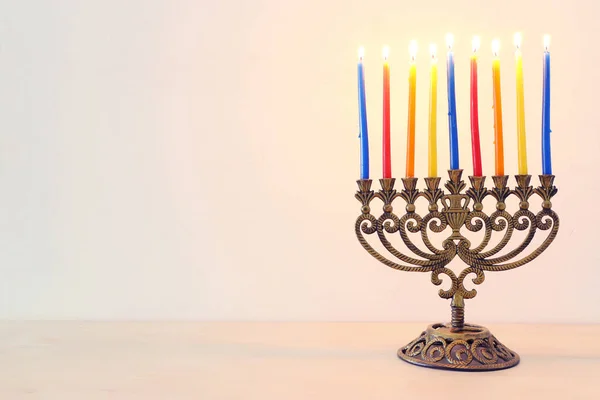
[470,36,483,177]
[382,46,392,178]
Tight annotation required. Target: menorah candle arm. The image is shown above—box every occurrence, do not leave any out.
[474,210,515,258]
[375,215,449,265]
[356,179,450,264]
[469,210,537,265]
[477,210,559,272]
[355,214,437,273]
[395,213,451,260]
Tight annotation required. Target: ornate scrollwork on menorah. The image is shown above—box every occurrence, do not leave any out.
[355,170,559,371]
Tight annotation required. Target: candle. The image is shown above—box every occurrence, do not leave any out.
[358,47,369,179]
[542,35,552,175]
[515,33,528,175]
[406,41,417,178]
[428,44,438,177]
[446,34,460,170]
[382,46,392,178]
[470,36,483,177]
[492,39,505,176]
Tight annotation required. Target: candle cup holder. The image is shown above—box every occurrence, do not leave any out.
[354,169,559,371]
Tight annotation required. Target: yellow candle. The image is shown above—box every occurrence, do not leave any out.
[492,40,504,176]
[514,33,528,175]
[428,44,438,177]
[406,41,417,178]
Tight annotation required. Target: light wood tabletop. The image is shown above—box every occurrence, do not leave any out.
[0,322,598,399]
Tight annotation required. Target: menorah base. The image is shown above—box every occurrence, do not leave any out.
[397,323,520,371]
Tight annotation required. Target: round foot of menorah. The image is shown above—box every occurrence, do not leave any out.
[397,323,520,371]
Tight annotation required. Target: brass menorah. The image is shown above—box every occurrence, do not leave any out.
[354,170,559,371]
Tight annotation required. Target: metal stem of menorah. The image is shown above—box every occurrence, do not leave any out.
[354,169,559,371]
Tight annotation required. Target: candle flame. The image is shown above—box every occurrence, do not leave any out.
[544,35,551,51]
[446,33,454,50]
[472,36,480,53]
[429,44,437,62]
[409,40,417,61]
[492,39,500,57]
[382,45,389,60]
[358,46,365,61]
[514,32,522,49]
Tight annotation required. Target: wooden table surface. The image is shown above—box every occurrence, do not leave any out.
[1,322,598,399]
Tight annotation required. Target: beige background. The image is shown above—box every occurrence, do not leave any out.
[0,0,596,322]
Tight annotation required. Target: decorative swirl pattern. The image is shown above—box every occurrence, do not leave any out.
[445,339,473,365]
[380,212,401,234]
[431,268,458,299]
[398,324,519,371]
[490,337,515,361]
[457,267,485,299]
[420,212,447,255]
[404,213,422,233]
[359,213,378,235]
[514,209,535,231]
[425,211,447,233]
[405,336,426,357]
[465,211,492,253]
[422,336,447,362]
[537,210,555,230]
[471,338,499,364]
[465,211,486,232]
[489,209,511,232]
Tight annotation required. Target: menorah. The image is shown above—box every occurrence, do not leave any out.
[354,170,559,371]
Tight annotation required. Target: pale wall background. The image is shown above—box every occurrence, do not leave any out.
[0,0,596,323]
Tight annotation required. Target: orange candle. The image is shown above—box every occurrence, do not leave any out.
[406,41,417,178]
[492,40,504,176]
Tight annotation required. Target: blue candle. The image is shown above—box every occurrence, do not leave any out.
[358,47,370,179]
[446,34,460,170]
[541,35,552,175]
